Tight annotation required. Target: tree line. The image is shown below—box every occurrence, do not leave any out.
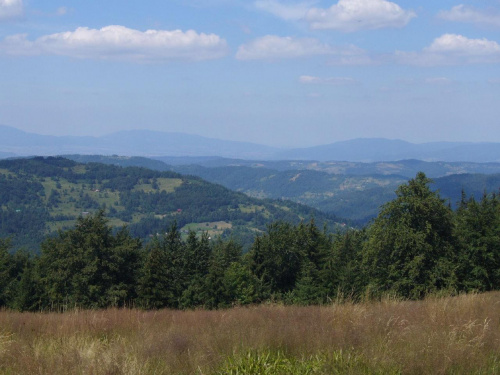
[1,172,500,311]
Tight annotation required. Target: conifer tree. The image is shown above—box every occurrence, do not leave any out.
[323,230,366,301]
[250,222,302,296]
[205,237,242,308]
[455,193,500,291]
[137,236,173,309]
[180,231,211,308]
[0,238,13,307]
[39,210,142,308]
[363,172,457,299]
[13,256,40,311]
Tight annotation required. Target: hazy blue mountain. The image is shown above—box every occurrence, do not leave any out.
[3,125,500,162]
[277,138,500,162]
[0,151,16,159]
[0,125,279,159]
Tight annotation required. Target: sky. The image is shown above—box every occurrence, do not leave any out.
[1,0,500,148]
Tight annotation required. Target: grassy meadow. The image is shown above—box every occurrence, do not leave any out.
[1,292,500,374]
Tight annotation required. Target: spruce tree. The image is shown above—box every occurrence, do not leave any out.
[137,237,173,309]
[363,172,457,299]
[455,193,500,291]
[0,238,13,307]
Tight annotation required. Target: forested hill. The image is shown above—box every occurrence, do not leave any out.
[66,154,500,178]
[62,155,500,224]
[0,157,341,252]
[171,165,500,223]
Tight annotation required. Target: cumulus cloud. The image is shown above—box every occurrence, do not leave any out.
[299,75,358,84]
[427,33,500,55]
[395,34,500,66]
[254,0,317,21]
[0,25,229,62]
[236,35,369,62]
[438,5,500,28]
[305,0,416,32]
[0,0,23,20]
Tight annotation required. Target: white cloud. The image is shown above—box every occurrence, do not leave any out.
[395,34,500,66]
[427,34,500,55]
[306,0,416,32]
[236,35,373,64]
[299,75,358,84]
[236,35,336,60]
[0,0,23,20]
[438,5,500,28]
[0,25,229,62]
[254,0,317,21]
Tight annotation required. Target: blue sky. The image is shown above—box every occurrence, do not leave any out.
[1,0,500,147]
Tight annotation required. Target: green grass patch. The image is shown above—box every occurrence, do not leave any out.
[180,221,232,238]
[133,178,182,193]
[217,350,399,375]
[71,165,87,174]
[239,204,266,214]
[0,168,15,177]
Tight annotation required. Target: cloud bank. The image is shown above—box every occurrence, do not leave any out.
[396,34,500,66]
[255,0,415,32]
[236,35,369,63]
[306,0,416,31]
[0,0,23,20]
[0,25,229,62]
[438,5,500,28]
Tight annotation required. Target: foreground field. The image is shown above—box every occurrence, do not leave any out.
[1,293,500,374]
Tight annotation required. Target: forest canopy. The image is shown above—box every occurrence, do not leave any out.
[1,172,500,311]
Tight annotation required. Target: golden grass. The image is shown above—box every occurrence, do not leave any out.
[1,292,500,374]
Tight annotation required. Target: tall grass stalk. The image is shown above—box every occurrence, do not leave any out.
[1,292,500,374]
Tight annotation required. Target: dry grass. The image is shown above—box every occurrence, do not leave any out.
[1,292,500,374]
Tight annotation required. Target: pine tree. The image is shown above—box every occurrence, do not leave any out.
[205,237,242,308]
[39,210,142,309]
[323,230,366,302]
[250,222,302,296]
[455,193,500,291]
[0,238,13,307]
[137,237,173,309]
[180,231,211,308]
[363,172,457,299]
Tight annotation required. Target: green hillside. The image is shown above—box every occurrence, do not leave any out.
[59,155,500,224]
[0,157,341,252]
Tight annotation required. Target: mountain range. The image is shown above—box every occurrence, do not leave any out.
[3,124,500,162]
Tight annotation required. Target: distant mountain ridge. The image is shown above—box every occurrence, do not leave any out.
[274,138,499,162]
[2,124,500,162]
[0,125,279,159]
